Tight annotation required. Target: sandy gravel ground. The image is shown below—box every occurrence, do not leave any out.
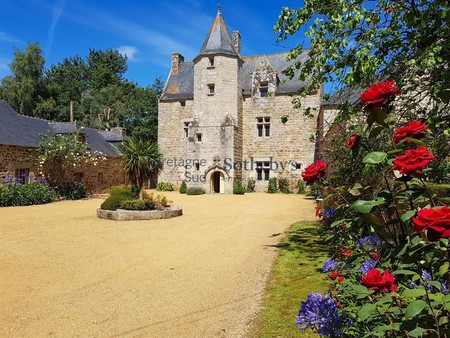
[0,192,315,338]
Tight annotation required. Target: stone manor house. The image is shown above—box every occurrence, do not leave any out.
[158,8,324,193]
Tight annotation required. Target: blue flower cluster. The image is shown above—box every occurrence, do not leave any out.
[360,259,377,274]
[295,292,345,337]
[356,234,383,247]
[322,259,339,273]
[322,208,335,219]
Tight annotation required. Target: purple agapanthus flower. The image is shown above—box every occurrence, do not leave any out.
[356,234,383,247]
[360,259,377,274]
[296,292,345,337]
[322,208,335,219]
[322,259,339,273]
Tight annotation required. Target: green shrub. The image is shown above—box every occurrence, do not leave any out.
[120,199,152,210]
[278,177,291,194]
[246,178,256,192]
[100,194,131,210]
[51,181,86,200]
[156,181,174,191]
[110,185,137,198]
[0,178,55,207]
[186,187,206,195]
[233,180,246,195]
[267,177,278,193]
[297,179,306,194]
[179,180,187,194]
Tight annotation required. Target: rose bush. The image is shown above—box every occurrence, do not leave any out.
[345,134,361,149]
[295,80,450,337]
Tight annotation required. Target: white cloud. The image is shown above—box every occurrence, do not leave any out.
[47,0,66,55]
[117,46,139,62]
[0,32,22,44]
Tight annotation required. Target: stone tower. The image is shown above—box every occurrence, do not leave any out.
[158,7,322,193]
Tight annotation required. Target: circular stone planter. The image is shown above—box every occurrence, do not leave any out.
[96,206,182,221]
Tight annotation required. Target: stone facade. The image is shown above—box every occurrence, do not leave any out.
[0,144,125,193]
[158,9,322,193]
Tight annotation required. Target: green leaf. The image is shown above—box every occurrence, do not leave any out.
[348,183,363,196]
[399,137,426,146]
[362,213,383,229]
[402,288,426,298]
[439,316,449,326]
[358,303,377,320]
[404,300,427,319]
[440,262,449,276]
[368,126,384,139]
[401,210,417,222]
[362,152,387,164]
[352,197,385,213]
[393,269,418,276]
[408,327,427,337]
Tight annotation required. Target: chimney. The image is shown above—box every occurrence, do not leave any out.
[232,30,241,54]
[171,53,184,75]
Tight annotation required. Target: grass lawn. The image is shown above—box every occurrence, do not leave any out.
[250,221,331,337]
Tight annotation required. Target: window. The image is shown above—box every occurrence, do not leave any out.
[207,84,215,95]
[183,122,190,138]
[180,101,186,107]
[196,133,202,143]
[255,162,270,181]
[295,162,302,171]
[208,57,215,67]
[15,168,30,184]
[259,82,269,97]
[256,117,271,137]
[97,172,104,184]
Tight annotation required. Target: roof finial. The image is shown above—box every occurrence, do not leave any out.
[218,3,221,14]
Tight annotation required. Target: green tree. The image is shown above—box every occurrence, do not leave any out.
[275,0,450,122]
[87,48,127,91]
[119,137,162,199]
[0,42,47,116]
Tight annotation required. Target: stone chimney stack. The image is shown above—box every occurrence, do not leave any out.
[171,53,184,75]
[232,30,241,54]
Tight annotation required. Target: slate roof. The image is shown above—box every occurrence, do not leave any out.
[323,86,362,107]
[0,100,122,157]
[196,8,239,60]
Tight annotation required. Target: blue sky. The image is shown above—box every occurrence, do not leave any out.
[0,0,306,88]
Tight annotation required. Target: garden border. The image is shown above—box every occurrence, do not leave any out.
[96,206,182,221]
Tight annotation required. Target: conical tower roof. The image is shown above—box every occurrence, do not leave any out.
[195,6,239,59]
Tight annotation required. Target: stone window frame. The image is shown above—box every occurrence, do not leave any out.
[259,82,269,98]
[15,168,30,184]
[183,121,190,138]
[255,161,270,181]
[207,84,215,95]
[196,133,203,143]
[97,172,104,184]
[256,116,271,138]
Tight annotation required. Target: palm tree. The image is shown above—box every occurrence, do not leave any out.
[119,137,162,199]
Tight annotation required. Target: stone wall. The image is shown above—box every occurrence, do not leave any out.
[0,144,124,193]
[242,92,322,192]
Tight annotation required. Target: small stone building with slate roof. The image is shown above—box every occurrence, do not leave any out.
[0,100,125,193]
[158,8,322,193]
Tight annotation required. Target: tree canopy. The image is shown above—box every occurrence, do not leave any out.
[275,0,450,124]
[0,42,162,141]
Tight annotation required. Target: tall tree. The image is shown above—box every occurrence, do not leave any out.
[87,48,127,91]
[0,42,46,116]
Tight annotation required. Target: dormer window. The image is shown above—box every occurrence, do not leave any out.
[208,57,215,68]
[259,82,269,98]
[207,84,215,95]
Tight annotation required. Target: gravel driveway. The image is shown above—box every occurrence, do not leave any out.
[0,192,315,337]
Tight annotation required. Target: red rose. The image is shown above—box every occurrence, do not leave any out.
[371,253,380,261]
[412,206,450,241]
[361,269,397,293]
[360,80,401,108]
[392,146,435,175]
[394,120,428,143]
[338,247,352,258]
[337,276,345,283]
[345,134,361,149]
[330,271,339,279]
[302,160,327,185]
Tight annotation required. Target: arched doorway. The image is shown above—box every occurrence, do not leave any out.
[210,171,224,193]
